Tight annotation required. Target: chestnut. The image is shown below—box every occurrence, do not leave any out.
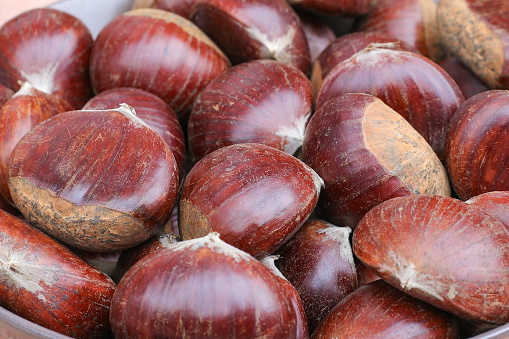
[302,93,450,227]
[8,104,180,253]
[286,0,371,17]
[315,43,465,161]
[154,0,197,17]
[0,8,94,109]
[311,280,460,338]
[187,59,313,164]
[189,0,311,74]
[89,8,231,125]
[83,87,186,181]
[274,219,358,333]
[294,8,335,62]
[110,232,299,338]
[353,194,509,324]
[465,191,509,231]
[0,209,115,338]
[438,56,489,100]
[0,84,13,108]
[446,90,509,200]
[179,143,323,258]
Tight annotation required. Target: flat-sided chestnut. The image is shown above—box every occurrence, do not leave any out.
[446,90,509,200]
[353,194,509,324]
[8,104,180,252]
[0,8,94,109]
[0,209,116,338]
[110,232,299,338]
[188,59,313,164]
[179,143,323,258]
[190,0,311,74]
[311,280,460,338]
[316,43,464,161]
[275,219,357,332]
[83,87,186,180]
[302,93,450,227]
[0,83,72,206]
[437,0,509,89]
[353,0,444,61]
[90,8,231,125]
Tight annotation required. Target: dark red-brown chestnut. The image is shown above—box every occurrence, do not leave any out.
[294,8,335,62]
[353,0,444,61]
[154,0,197,17]
[286,0,371,17]
[302,93,450,227]
[179,143,323,258]
[311,280,460,338]
[190,0,311,74]
[187,59,313,164]
[353,194,509,324]
[315,44,464,161]
[83,87,186,181]
[274,219,357,332]
[89,8,231,125]
[0,209,115,338]
[0,83,72,206]
[438,56,489,100]
[437,0,509,89]
[0,84,13,108]
[8,104,180,253]
[110,232,299,338]
[446,90,509,200]
[0,8,94,109]
[466,191,509,231]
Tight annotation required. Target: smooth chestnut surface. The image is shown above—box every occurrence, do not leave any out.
[438,56,489,100]
[188,59,313,164]
[311,280,460,338]
[83,87,186,180]
[286,0,371,17]
[354,0,444,61]
[275,219,357,332]
[302,93,450,227]
[446,90,509,200]
[190,0,311,74]
[0,83,72,206]
[294,8,335,62]
[154,0,197,17]
[466,191,509,231]
[8,104,180,252]
[316,44,464,161]
[0,209,115,338]
[437,0,509,89]
[353,194,509,324]
[111,233,298,338]
[90,8,231,125]
[0,8,94,109]
[179,143,323,258]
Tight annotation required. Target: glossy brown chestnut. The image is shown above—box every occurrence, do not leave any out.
[466,191,509,231]
[446,90,509,200]
[154,0,197,17]
[110,232,299,338]
[190,0,311,74]
[302,93,450,227]
[354,0,444,61]
[316,44,465,161]
[311,280,460,338]
[0,84,13,108]
[286,0,371,17]
[294,8,335,62]
[353,194,509,324]
[8,104,180,252]
[188,59,313,164]
[179,143,323,258]
[83,87,186,181]
[437,0,509,89]
[275,219,357,332]
[0,8,94,109]
[0,83,72,206]
[89,8,231,125]
[438,56,489,100]
[355,258,381,287]
[0,209,116,338]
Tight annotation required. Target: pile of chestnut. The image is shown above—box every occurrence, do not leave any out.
[0,0,508,338]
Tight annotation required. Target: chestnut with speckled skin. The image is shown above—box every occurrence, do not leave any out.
[316,45,464,161]
[0,209,116,339]
[447,90,509,200]
[8,105,180,253]
[179,143,323,258]
[353,194,509,324]
[0,8,94,109]
[312,280,460,338]
[90,8,231,125]
[188,59,313,164]
[190,0,311,74]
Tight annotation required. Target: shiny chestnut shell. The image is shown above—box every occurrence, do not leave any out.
[286,0,371,17]
[8,104,180,252]
[466,191,509,231]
